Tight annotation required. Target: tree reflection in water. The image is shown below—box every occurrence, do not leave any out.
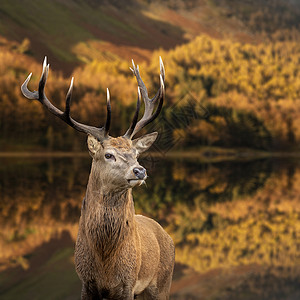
[0,156,299,299]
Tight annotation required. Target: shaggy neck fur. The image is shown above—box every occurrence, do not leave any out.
[83,160,135,260]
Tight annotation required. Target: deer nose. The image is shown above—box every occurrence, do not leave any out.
[133,167,147,180]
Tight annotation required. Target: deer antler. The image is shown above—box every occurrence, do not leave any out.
[124,57,165,139]
[21,57,111,141]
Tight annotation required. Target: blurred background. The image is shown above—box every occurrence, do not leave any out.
[0,0,300,299]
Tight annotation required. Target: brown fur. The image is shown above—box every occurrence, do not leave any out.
[108,137,132,150]
[75,135,175,300]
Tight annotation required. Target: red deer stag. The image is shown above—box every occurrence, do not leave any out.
[21,57,175,300]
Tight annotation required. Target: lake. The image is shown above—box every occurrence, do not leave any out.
[0,154,299,299]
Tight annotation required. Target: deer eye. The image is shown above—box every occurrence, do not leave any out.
[105,153,115,160]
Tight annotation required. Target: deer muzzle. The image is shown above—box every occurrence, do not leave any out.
[133,167,147,180]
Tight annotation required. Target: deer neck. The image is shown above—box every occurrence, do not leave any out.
[82,160,136,258]
[86,159,132,200]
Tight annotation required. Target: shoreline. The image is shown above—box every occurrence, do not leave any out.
[1,148,300,161]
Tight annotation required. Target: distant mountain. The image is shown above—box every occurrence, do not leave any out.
[0,0,299,74]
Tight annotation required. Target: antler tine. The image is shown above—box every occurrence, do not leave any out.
[124,87,141,138]
[104,88,111,137]
[126,57,165,138]
[159,56,165,81]
[21,57,107,141]
[65,77,74,116]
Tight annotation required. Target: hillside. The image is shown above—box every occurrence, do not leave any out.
[1,0,300,152]
[1,0,300,74]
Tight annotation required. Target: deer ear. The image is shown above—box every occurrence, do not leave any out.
[87,135,102,156]
[132,132,158,154]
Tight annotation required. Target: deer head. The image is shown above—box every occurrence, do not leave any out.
[21,57,165,193]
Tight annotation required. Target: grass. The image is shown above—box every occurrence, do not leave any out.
[0,0,186,70]
[0,0,94,63]
[0,247,81,300]
[0,0,151,66]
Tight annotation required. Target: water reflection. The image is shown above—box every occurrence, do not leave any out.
[0,156,299,299]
